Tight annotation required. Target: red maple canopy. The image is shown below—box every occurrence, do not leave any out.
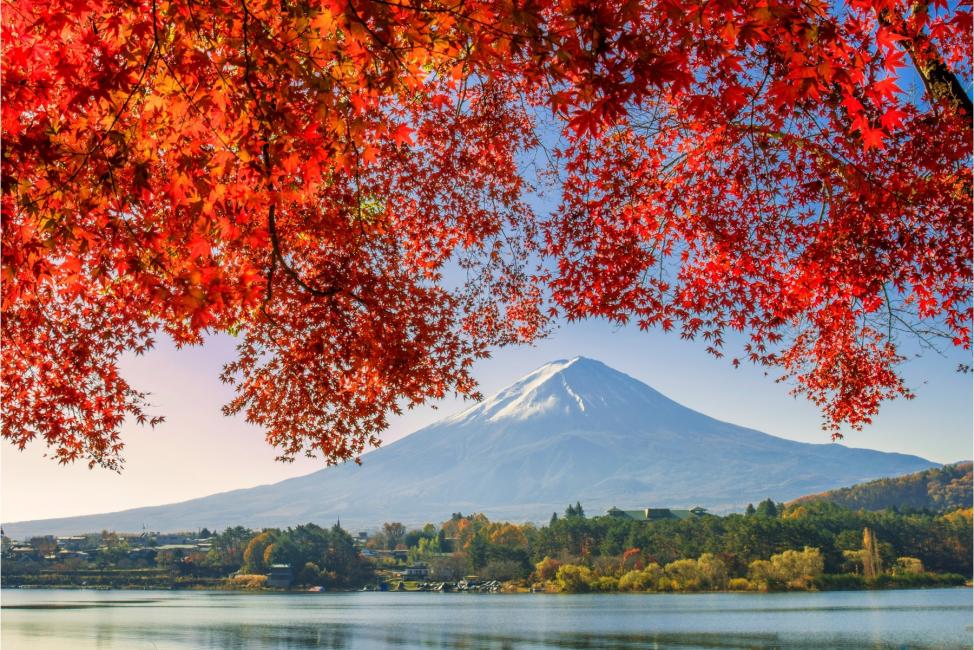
[3,0,971,468]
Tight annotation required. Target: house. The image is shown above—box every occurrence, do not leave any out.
[127,547,157,561]
[56,549,89,560]
[606,506,708,521]
[267,564,294,588]
[151,532,196,545]
[401,564,429,579]
[9,545,38,559]
[56,536,90,551]
[372,549,408,562]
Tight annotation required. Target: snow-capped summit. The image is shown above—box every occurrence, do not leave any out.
[2,358,937,537]
[447,357,659,424]
[446,357,694,427]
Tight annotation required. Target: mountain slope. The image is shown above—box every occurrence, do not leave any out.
[789,461,972,512]
[3,357,938,538]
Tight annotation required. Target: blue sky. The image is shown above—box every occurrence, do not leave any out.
[3,316,970,523]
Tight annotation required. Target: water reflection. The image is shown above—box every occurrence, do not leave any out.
[2,589,971,650]
[10,621,960,649]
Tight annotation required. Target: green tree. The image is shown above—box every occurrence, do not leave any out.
[468,533,489,572]
[207,526,255,568]
[322,524,373,588]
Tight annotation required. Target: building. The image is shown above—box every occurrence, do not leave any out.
[56,549,89,560]
[267,564,294,588]
[56,536,90,551]
[151,532,196,545]
[401,564,429,579]
[371,549,409,562]
[606,506,708,522]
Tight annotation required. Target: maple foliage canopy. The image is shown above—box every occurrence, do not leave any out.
[2,0,971,468]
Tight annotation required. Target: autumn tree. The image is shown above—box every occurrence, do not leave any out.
[534,556,562,581]
[381,522,406,550]
[748,547,825,590]
[861,527,883,578]
[2,0,970,468]
[241,530,275,573]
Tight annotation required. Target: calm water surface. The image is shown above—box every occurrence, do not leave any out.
[2,588,971,649]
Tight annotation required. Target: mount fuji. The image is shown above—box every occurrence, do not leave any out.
[3,357,937,537]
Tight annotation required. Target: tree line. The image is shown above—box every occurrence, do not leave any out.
[4,501,969,591]
[790,462,973,514]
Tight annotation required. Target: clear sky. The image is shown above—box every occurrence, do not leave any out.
[3,317,971,523]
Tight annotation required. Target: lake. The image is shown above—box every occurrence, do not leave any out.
[2,588,971,649]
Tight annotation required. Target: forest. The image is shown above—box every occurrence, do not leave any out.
[4,500,969,593]
[790,462,973,513]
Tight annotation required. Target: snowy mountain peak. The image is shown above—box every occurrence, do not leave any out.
[444,356,678,427]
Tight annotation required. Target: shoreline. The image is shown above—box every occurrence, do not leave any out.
[3,582,969,594]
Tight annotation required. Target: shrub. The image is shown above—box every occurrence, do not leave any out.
[696,553,729,590]
[618,563,663,592]
[227,574,268,590]
[665,558,703,591]
[868,573,966,589]
[749,547,823,591]
[534,556,561,582]
[593,576,619,592]
[816,573,865,590]
[555,564,594,593]
[892,557,924,576]
[663,554,728,591]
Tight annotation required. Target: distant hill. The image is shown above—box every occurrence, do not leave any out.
[2,357,939,538]
[789,462,972,513]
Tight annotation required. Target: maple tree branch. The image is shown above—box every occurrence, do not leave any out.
[185,2,239,95]
[905,46,973,119]
[363,0,557,45]
[149,6,237,155]
[261,147,370,308]
[727,122,869,186]
[878,6,973,120]
[19,29,158,210]
[239,0,269,125]
[346,1,407,68]
[267,203,336,300]
[236,4,370,310]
